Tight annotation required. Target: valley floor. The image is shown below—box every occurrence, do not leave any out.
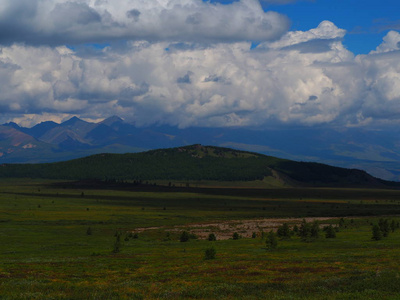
[1,179,400,299]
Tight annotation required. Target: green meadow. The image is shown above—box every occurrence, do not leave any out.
[1,179,400,299]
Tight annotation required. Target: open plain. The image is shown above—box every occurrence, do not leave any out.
[1,179,400,299]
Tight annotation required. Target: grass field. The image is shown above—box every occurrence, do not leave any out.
[1,179,400,299]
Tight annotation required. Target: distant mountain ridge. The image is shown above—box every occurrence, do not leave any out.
[1,116,400,181]
[0,144,396,188]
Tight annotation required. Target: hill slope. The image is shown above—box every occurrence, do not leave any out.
[0,145,395,188]
[2,117,400,181]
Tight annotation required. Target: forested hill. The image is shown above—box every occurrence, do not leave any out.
[0,144,396,188]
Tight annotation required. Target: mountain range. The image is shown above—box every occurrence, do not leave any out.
[1,116,400,181]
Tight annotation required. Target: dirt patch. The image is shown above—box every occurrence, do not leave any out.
[133,217,337,240]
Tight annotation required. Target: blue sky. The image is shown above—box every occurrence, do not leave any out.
[267,0,399,54]
[211,0,400,54]
[0,0,399,129]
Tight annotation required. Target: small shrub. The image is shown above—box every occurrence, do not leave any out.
[189,233,198,240]
[251,232,257,239]
[208,233,217,241]
[86,227,92,235]
[204,247,216,260]
[232,232,240,240]
[180,231,190,242]
[113,232,122,253]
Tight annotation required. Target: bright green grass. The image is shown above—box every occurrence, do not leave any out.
[1,179,400,299]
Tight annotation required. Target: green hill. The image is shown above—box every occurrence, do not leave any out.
[0,144,396,188]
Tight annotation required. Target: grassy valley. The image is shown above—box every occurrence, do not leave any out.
[1,179,400,299]
[1,145,400,299]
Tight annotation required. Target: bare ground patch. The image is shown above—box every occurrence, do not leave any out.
[133,217,338,240]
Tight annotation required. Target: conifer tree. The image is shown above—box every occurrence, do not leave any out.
[379,219,390,237]
[277,223,291,239]
[390,220,396,233]
[372,224,383,241]
[311,221,320,239]
[299,219,311,242]
[266,231,278,250]
[325,225,336,238]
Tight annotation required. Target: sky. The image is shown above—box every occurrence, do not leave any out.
[0,0,400,129]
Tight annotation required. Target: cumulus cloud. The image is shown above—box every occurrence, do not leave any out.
[371,31,400,53]
[0,0,290,45]
[262,21,346,50]
[1,21,400,128]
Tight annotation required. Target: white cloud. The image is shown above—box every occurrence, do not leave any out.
[371,31,400,53]
[262,21,346,50]
[0,0,290,45]
[9,113,73,127]
[1,22,400,129]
